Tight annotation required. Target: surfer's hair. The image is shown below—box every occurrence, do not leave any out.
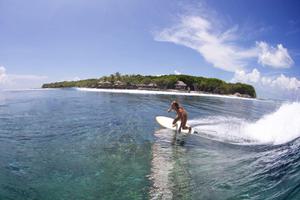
[172,101,179,109]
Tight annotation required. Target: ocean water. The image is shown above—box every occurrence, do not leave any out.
[0,88,300,200]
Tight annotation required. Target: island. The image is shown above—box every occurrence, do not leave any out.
[42,73,256,98]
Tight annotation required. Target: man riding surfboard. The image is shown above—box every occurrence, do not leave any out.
[167,101,192,133]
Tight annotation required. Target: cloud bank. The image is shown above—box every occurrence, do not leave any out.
[257,42,294,68]
[174,70,182,75]
[0,66,48,89]
[155,16,294,72]
[232,68,300,99]
[233,69,300,91]
[0,66,7,83]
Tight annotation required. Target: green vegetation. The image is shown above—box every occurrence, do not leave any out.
[42,73,256,98]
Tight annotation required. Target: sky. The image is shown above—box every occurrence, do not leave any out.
[0,0,299,100]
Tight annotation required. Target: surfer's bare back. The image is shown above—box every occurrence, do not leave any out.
[168,101,192,133]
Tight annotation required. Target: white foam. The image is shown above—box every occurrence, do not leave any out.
[191,102,300,145]
[243,102,300,145]
[76,87,258,101]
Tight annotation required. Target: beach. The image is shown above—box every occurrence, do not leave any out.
[75,87,257,101]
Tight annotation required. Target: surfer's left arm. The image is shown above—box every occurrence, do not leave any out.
[172,115,180,125]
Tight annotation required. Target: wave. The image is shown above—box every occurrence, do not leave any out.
[76,87,260,101]
[190,102,300,145]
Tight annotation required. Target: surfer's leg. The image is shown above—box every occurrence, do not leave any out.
[181,117,192,133]
[181,118,188,130]
[182,125,192,133]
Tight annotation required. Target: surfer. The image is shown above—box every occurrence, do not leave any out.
[167,101,192,133]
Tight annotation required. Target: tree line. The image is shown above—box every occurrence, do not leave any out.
[42,73,256,98]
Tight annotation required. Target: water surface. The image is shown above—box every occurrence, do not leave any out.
[0,88,299,200]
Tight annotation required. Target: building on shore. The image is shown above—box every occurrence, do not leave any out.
[147,83,158,89]
[233,92,251,98]
[137,83,158,89]
[175,81,187,90]
[98,81,112,88]
[114,80,126,89]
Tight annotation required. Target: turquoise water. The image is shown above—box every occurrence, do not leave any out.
[0,88,300,200]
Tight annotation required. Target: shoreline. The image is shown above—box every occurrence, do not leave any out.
[2,87,269,101]
[75,87,260,101]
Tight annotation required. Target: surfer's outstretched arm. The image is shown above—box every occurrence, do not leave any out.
[172,115,180,125]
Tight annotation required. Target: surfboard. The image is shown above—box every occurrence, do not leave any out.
[155,116,194,134]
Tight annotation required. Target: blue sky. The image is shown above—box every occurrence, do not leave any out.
[0,0,299,99]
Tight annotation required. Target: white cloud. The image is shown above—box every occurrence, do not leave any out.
[155,15,294,71]
[174,70,181,75]
[155,16,257,72]
[0,66,48,89]
[267,74,300,90]
[234,68,261,83]
[257,42,294,68]
[232,69,300,94]
[73,76,81,81]
[0,66,7,83]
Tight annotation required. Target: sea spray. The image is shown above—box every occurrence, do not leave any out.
[191,102,300,145]
[243,102,300,145]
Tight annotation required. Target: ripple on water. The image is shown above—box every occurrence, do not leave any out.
[0,89,300,200]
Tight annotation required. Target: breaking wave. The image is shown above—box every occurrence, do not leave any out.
[190,102,300,145]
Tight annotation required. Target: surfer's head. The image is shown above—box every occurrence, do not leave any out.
[171,101,179,110]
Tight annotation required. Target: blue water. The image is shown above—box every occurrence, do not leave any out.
[0,88,300,200]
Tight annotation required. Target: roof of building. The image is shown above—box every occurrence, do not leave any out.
[175,81,187,86]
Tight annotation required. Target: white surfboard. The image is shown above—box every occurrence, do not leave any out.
[155,116,194,134]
